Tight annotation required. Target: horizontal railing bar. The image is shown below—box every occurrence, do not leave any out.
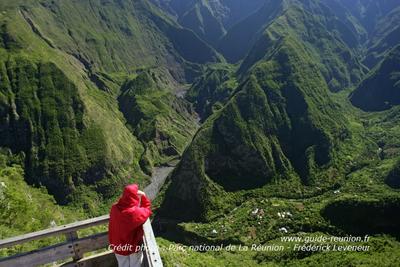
[0,175,168,250]
[0,183,166,267]
[0,241,73,267]
[0,220,163,267]
[70,232,108,255]
[60,250,117,267]
[0,215,109,249]
[0,232,108,267]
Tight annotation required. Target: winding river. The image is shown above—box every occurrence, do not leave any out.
[144,166,175,200]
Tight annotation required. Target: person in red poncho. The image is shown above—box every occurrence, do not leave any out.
[108,184,152,267]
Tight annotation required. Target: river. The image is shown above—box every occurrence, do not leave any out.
[144,166,175,200]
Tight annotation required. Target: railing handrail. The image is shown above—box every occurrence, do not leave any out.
[0,216,162,267]
[0,215,110,249]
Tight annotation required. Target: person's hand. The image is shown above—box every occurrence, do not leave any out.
[137,190,146,196]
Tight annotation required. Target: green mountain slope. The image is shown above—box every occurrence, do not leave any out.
[363,7,400,68]
[0,151,80,238]
[118,71,199,173]
[0,6,147,204]
[158,5,357,221]
[218,0,284,63]
[18,0,221,82]
[185,63,237,120]
[321,0,400,69]
[217,0,367,93]
[319,0,367,45]
[350,45,400,111]
[324,0,400,34]
[2,0,400,266]
[152,0,266,46]
[239,3,367,92]
[178,1,225,46]
[0,0,205,211]
[0,53,107,203]
[156,5,400,254]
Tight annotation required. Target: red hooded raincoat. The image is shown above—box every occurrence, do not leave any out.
[108,184,152,255]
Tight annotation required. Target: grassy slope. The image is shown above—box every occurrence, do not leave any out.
[239,2,367,92]
[0,0,203,237]
[118,71,199,173]
[155,2,400,266]
[350,45,400,111]
[0,150,85,256]
[159,3,362,222]
[0,11,148,226]
[185,63,237,120]
[22,0,222,80]
[156,88,400,266]
[157,235,400,267]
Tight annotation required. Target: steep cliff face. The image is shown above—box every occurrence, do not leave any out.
[363,7,400,68]
[117,71,199,174]
[159,7,351,220]
[350,45,400,111]
[151,0,266,47]
[0,57,105,203]
[321,0,400,68]
[239,3,367,92]
[185,64,237,121]
[0,0,213,205]
[19,0,221,82]
[0,16,145,205]
[217,0,284,63]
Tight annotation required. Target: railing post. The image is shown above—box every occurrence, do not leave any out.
[65,231,83,261]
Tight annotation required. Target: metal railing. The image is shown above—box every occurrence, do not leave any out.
[0,215,163,267]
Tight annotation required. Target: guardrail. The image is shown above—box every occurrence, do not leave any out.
[0,166,175,267]
[0,215,163,267]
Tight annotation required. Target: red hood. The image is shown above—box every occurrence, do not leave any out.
[109,183,152,255]
[117,184,140,209]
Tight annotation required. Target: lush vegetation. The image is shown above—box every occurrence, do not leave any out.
[0,0,212,234]
[218,0,284,63]
[154,0,400,266]
[151,0,266,47]
[350,45,400,111]
[0,52,110,203]
[159,2,360,222]
[118,71,199,173]
[0,150,83,255]
[1,0,400,266]
[186,63,237,120]
[386,160,400,189]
